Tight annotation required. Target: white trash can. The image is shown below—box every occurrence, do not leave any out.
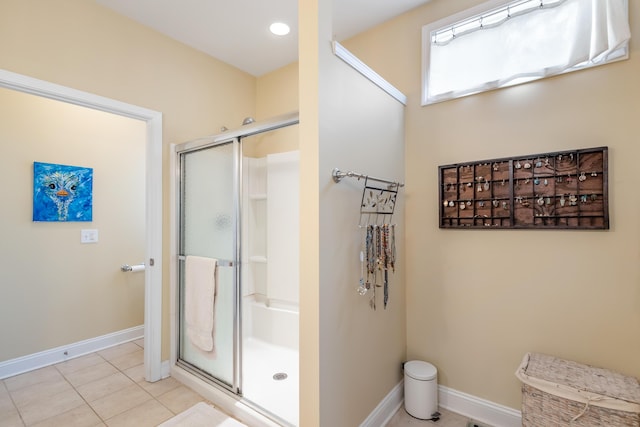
[404,360,438,419]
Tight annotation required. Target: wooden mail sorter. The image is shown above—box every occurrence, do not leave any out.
[439,147,609,229]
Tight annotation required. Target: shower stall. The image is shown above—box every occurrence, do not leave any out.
[171,112,299,427]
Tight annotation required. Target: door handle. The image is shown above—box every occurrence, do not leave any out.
[121,263,145,272]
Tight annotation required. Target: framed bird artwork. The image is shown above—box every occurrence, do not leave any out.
[33,162,93,222]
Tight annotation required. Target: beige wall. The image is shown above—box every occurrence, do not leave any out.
[0,87,146,361]
[257,62,299,120]
[247,63,300,158]
[316,61,406,425]
[0,0,257,361]
[300,0,407,424]
[346,0,640,411]
[299,0,322,423]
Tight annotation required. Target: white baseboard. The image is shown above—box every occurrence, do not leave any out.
[438,385,521,427]
[0,325,144,379]
[364,380,522,427]
[360,381,404,427]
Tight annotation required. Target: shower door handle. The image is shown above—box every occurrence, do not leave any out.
[178,255,233,267]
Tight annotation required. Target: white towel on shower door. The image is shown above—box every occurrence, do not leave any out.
[185,255,218,353]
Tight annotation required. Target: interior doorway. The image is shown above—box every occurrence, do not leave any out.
[0,69,163,382]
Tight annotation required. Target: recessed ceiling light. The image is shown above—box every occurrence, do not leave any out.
[269,22,290,36]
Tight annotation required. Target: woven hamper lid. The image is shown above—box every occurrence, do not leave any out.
[516,353,640,413]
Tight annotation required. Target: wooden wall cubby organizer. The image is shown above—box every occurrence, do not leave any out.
[439,147,609,229]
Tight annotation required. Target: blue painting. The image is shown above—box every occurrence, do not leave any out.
[33,162,93,222]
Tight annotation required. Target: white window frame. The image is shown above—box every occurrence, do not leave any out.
[421,0,630,106]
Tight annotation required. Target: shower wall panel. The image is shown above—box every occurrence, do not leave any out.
[267,151,300,306]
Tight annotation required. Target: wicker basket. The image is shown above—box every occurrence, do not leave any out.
[516,353,640,426]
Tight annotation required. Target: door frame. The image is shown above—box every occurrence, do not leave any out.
[0,69,164,382]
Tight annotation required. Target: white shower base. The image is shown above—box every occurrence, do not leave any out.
[242,295,299,426]
[172,294,299,426]
[242,337,299,426]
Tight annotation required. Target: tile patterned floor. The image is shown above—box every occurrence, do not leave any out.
[0,339,213,427]
[388,406,488,427]
[0,339,478,427]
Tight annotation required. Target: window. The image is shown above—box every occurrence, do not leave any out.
[422,0,630,105]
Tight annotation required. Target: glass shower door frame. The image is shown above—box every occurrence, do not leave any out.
[177,137,242,394]
[173,111,298,402]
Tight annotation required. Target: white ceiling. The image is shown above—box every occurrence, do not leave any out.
[95,0,431,76]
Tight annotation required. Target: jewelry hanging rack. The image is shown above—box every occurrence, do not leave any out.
[332,167,403,310]
[332,168,404,189]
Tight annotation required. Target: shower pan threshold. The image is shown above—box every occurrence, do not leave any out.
[171,364,285,427]
[170,363,297,427]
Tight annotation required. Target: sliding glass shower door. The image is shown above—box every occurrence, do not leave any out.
[178,139,239,391]
[174,112,299,426]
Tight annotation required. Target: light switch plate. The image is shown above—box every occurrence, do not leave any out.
[81,229,98,244]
